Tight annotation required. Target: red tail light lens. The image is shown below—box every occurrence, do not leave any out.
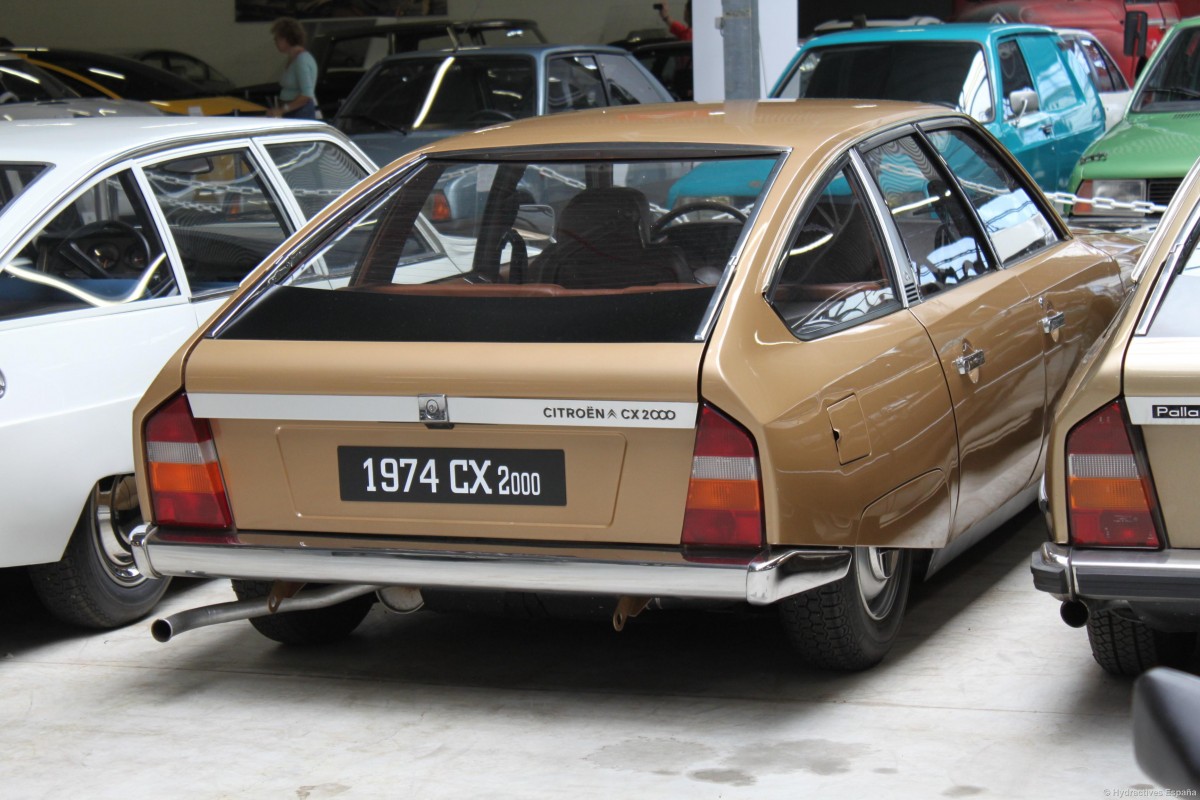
[428,190,451,222]
[681,404,763,548]
[144,394,232,529]
[1066,401,1159,548]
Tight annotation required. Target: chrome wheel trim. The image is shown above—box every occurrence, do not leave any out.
[854,546,901,622]
[89,476,145,586]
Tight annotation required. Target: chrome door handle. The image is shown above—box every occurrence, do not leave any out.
[1040,311,1066,335]
[0,368,6,399]
[954,347,986,376]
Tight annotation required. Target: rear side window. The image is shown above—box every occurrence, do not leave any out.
[218,153,781,343]
[0,163,46,212]
[596,53,670,105]
[767,166,900,339]
[547,56,607,113]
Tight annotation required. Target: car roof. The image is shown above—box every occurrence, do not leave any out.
[315,17,540,39]
[801,21,1056,46]
[0,116,337,173]
[420,98,964,155]
[377,43,633,62]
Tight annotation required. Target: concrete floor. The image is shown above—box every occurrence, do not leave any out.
[0,505,1180,799]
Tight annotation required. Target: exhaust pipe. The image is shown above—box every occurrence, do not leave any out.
[151,584,382,643]
[1060,600,1090,628]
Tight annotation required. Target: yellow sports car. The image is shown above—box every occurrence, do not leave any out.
[1033,155,1200,676]
[129,100,1137,670]
[11,48,265,117]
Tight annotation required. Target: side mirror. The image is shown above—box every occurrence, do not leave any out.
[1125,10,1149,59]
[1008,88,1040,119]
[1133,667,1200,790]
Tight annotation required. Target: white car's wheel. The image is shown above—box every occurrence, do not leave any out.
[779,546,913,671]
[28,476,169,628]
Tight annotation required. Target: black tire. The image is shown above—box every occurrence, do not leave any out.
[28,476,169,628]
[778,547,913,671]
[231,579,374,645]
[1086,609,1196,677]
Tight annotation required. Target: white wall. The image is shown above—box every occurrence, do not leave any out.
[3,0,679,87]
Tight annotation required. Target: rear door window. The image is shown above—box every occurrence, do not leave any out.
[924,127,1060,265]
[143,149,291,294]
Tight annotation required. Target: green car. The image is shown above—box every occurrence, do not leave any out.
[1067,16,1200,229]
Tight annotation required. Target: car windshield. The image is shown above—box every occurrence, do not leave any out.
[217,152,781,344]
[773,41,994,122]
[1131,27,1200,112]
[0,58,77,101]
[0,163,48,212]
[336,55,537,136]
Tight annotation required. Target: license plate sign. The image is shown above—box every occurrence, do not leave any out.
[338,446,566,506]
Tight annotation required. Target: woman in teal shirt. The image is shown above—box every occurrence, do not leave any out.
[268,17,318,119]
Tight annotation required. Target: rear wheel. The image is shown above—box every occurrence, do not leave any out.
[1086,609,1196,676]
[29,476,169,628]
[231,580,374,645]
[778,547,912,671]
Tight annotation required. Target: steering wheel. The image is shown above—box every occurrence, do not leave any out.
[0,91,18,104]
[51,220,152,279]
[651,201,747,237]
[465,109,517,125]
[500,228,528,283]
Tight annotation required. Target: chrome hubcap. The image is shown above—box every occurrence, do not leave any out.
[90,476,145,586]
[854,546,901,622]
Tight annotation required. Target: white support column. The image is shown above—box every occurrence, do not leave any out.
[692,0,800,102]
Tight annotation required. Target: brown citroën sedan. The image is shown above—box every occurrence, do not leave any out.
[129,100,1140,670]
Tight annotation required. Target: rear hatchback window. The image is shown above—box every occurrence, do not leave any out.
[217,153,780,343]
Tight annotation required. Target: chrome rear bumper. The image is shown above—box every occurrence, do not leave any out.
[1031,542,1200,602]
[131,525,852,606]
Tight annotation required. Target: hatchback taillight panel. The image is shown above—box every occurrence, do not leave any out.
[681,404,764,549]
[144,393,232,529]
[1065,400,1160,548]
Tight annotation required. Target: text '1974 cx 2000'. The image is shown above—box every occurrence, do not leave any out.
[130,99,1141,670]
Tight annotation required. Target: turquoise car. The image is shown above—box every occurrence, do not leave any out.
[1066,16,1200,229]
[770,23,1107,193]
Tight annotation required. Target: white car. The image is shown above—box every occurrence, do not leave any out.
[1058,28,1132,131]
[0,117,374,627]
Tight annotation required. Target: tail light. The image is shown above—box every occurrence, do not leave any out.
[428,190,451,223]
[144,394,232,529]
[1065,400,1160,548]
[681,404,764,549]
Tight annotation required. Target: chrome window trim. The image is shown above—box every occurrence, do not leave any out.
[849,148,913,309]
